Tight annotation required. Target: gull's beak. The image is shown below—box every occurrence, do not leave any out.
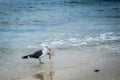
[47,48,54,60]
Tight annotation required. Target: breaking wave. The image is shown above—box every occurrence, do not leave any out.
[32,32,120,52]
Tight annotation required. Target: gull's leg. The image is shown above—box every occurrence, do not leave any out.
[39,57,44,64]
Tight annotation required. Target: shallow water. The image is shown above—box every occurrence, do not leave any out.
[0,0,120,80]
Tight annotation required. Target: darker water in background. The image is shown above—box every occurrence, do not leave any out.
[0,0,120,58]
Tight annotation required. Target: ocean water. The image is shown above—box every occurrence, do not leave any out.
[0,0,120,49]
[0,0,120,56]
[0,0,120,57]
[0,0,120,79]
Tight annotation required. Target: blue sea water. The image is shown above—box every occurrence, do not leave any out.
[0,0,120,53]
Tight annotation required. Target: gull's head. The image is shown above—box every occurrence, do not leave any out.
[41,44,54,59]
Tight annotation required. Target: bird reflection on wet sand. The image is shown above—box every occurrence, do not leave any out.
[34,62,54,80]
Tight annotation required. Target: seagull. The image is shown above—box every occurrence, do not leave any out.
[22,45,54,64]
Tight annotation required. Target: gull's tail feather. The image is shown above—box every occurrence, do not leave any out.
[22,55,30,59]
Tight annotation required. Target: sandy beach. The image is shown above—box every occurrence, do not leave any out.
[0,48,119,80]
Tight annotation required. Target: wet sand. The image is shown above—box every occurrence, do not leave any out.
[0,48,120,80]
[54,54,120,80]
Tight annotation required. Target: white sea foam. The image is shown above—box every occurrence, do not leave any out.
[27,45,38,48]
[38,32,120,52]
[68,38,77,42]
